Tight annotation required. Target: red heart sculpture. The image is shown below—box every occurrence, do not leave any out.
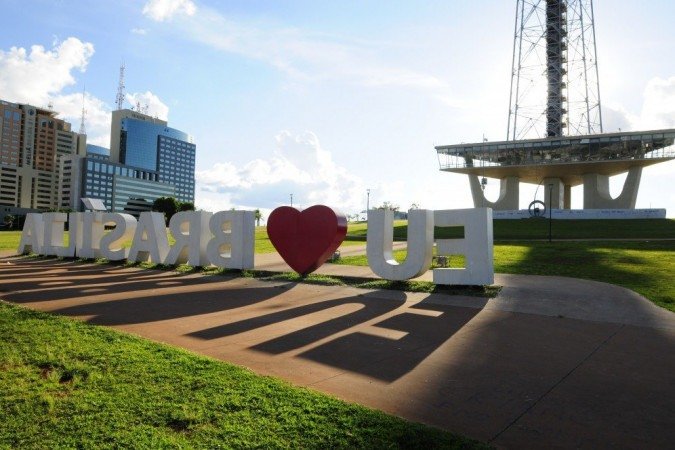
[267,205,347,275]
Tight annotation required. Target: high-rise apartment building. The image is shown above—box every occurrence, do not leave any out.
[0,100,84,217]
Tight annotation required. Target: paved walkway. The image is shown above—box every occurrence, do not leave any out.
[0,254,673,448]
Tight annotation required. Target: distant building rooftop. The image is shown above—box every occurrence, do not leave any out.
[86,144,110,159]
[81,198,107,211]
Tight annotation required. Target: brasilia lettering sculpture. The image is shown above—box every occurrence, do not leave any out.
[17,206,494,285]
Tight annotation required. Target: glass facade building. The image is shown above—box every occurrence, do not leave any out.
[81,157,174,216]
[86,144,110,160]
[157,135,195,202]
[119,118,195,204]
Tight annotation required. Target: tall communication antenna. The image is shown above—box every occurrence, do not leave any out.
[115,63,126,110]
[507,0,603,140]
[79,85,87,135]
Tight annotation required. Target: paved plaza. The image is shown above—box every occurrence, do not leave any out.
[0,254,673,448]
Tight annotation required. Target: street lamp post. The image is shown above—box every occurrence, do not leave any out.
[290,193,293,207]
[548,184,553,243]
[366,189,370,220]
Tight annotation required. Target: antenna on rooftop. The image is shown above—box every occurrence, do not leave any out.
[115,63,126,110]
[79,85,87,135]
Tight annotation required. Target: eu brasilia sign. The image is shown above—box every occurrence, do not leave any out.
[18,206,494,285]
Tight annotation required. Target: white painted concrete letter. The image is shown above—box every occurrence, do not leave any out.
[42,213,68,256]
[77,212,104,259]
[17,213,44,255]
[433,208,494,285]
[206,210,255,269]
[55,213,83,258]
[100,213,137,261]
[367,209,434,280]
[128,212,170,263]
[165,211,213,266]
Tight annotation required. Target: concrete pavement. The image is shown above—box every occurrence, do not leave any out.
[0,254,673,448]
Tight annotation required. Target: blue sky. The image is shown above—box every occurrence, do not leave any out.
[2,0,674,216]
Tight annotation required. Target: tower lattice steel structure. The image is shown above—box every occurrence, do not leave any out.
[507,0,603,140]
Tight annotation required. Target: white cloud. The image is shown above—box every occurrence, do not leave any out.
[0,37,94,107]
[125,91,170,121]
[601,102,639,133]
[131,28,148,35]
[602,76,675,133]
[194,129,474,216]
[0,37,113,146]
[196,131,366,213]
[142,0,196,22]
[637,76,675,130]
[0,37,174,149]
[51,93,111,147]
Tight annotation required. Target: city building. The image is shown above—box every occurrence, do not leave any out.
[57,108,195,217]
[0,97,196,223]
[112,109,195,204]
[78,157,175,216]
[0,99,84,223]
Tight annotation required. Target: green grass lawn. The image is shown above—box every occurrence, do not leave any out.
[0,301,482,449]
[346,218,675,241]
[0,230,21,251]
[335,240,675,313]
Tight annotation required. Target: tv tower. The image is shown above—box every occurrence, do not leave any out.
[436,0,674,213]
[507,0,603,140]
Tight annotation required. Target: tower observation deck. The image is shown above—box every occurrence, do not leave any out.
[436,0,675,211]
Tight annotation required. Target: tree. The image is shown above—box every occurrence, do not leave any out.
[152,197,179,224]
[178,201,195,212]
[254,209,263,227]
[409,203,420,210]
[376,201,399,212]
[3,214,15,229]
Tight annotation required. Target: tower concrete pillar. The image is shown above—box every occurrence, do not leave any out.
[542,178,564,209]
[469,175,519,210]
[582,167,642,209]
[564,184,572,209]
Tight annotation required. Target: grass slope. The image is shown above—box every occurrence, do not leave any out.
[345,219,675,241]
[335,241,675,312]
[492,241,674,311]
[0,302,483,449]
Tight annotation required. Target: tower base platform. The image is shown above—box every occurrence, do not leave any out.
[492,208,666,220]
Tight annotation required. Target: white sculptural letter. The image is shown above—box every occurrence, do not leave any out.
[100,213,137,261]
[41,213,69,257]
[367,209,434,280]
[206,210,255,269]
[54,213,83,258]
[128,212,170,263]
[77,212,105,259]
[165,211,213,266]
[433,208,494,286]
[17,213,44,255]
